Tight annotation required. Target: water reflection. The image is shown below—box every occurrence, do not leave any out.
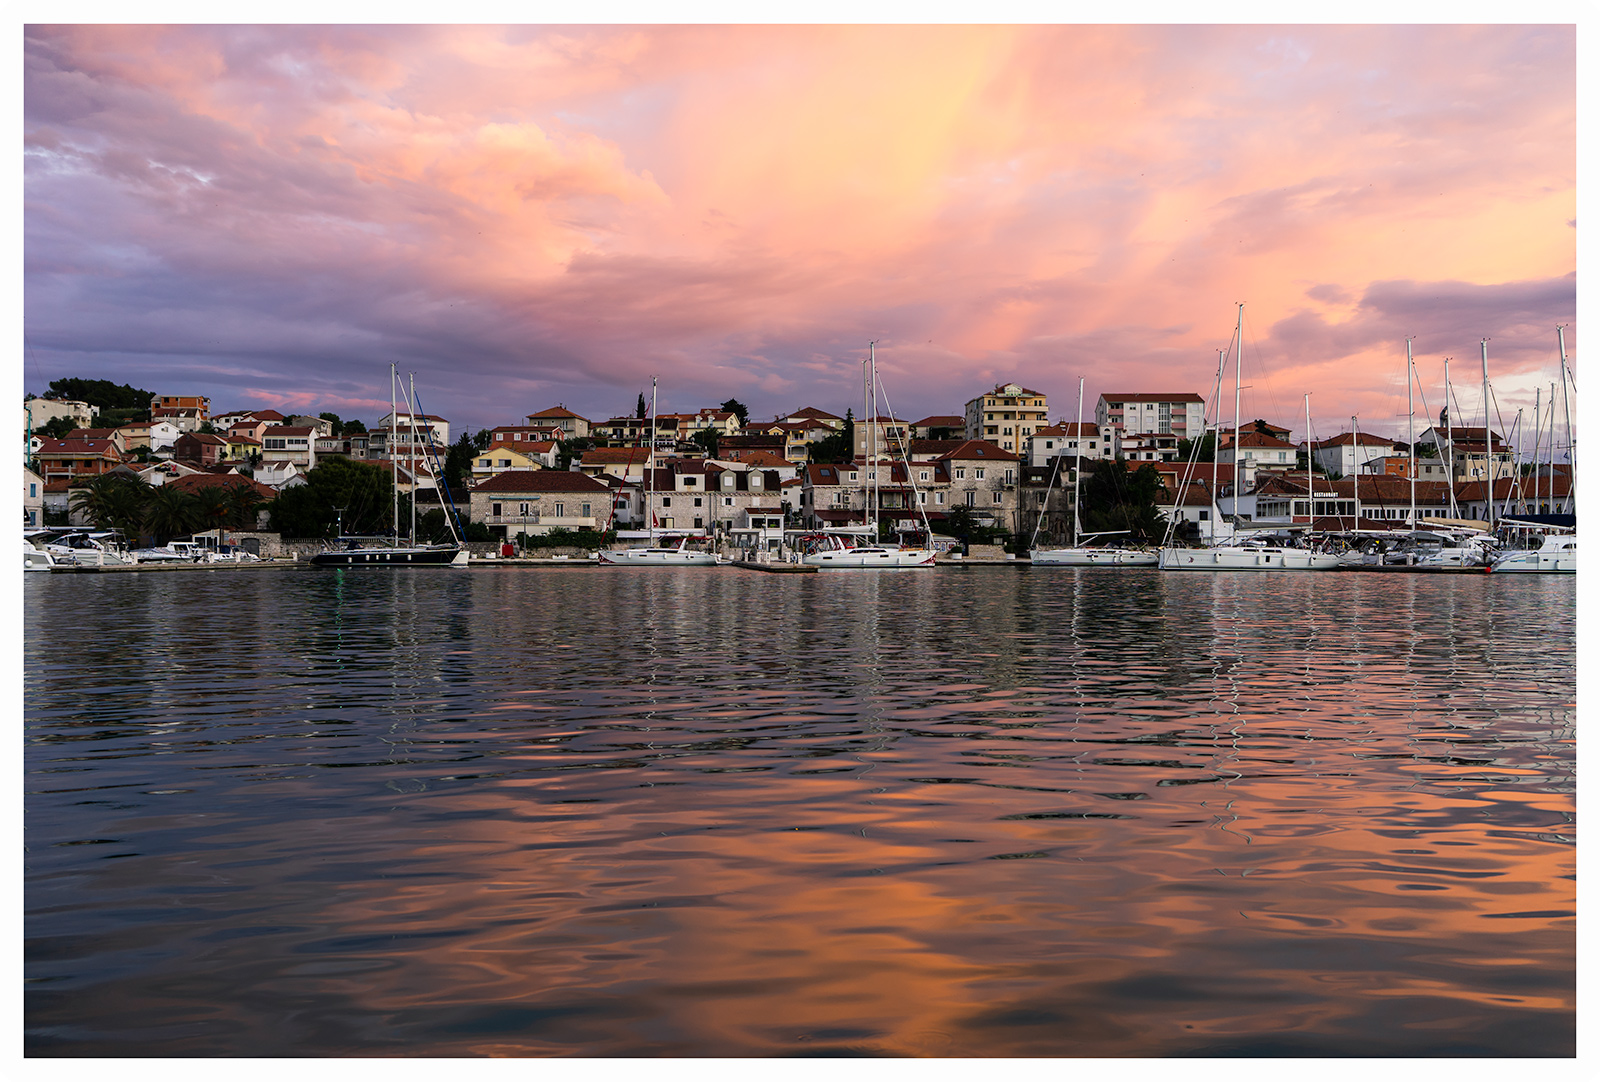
[24,567,1574,1056]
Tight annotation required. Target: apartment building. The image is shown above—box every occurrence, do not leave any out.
[1095,393,1205,440]
[964,384,1048,453]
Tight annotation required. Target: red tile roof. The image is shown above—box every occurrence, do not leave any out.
[473,470,610,494]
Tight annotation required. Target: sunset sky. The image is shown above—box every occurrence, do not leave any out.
[22,20,1578,447]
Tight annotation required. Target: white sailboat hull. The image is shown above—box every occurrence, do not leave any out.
[802,546,936,568]
[599,547,718,566]
[1031,547,1158,566]
[1158,546,1341,571]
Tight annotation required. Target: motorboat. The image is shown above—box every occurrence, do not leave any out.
[24,535,74,572]
[1489,531,1576,573]
[133,541,205,563]
[599,533,719,566]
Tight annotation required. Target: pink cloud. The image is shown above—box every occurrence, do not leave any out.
[24,25,1575,443]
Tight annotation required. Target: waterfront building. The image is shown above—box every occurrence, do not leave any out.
[491,423,566,447]
[1119,431,1183,464]
[1095,393,1205,441]
[964,384,1049,453]
[579,447,653,482]
[469,469,613,539]
[1219,430,1300,489]
[852,415,913,460]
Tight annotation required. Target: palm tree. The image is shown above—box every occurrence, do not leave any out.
[69,473,150,534]
[225,482,265,530]
[143,485,199,545]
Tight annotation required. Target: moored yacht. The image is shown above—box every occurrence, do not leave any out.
[599,533,719,566]
[1489,530,1576,573]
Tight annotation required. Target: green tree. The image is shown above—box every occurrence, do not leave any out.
[142,485,200,544]
[691,428,719,458]
[267,457,406,538]
[808,409,855,463]
[555,436,594,471]
[37,416,77,440]
[1078,458,1166,541]
[319,412,343,437]
[70,473,151,535]
[443,432,477,490]
[719,398,749,427]
[636,392,648,419]
[1176,431,1216,462]
[45,378,152,412]
[343,418,367,434]
[472,427,491,452]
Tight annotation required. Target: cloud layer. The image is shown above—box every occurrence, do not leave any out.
[24,24,1576,442]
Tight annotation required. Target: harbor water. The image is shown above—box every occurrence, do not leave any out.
[23,566,1576,1056]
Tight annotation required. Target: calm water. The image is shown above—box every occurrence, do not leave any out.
[23,566,1575,1057]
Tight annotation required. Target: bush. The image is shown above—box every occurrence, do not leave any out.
[516,527,615,550]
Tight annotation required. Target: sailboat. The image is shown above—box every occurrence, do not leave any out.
[1030,376,1157,566]
[600,377,719,566]
[311,365,467,567]
[1157,304,1340,572]
[801,342,936,568]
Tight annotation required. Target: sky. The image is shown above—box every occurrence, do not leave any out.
[20,19,1579,448]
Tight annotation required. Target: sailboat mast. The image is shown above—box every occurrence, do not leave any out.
[1481,339,1493,531]
[1548,380,1556,512]
[409,372,418,545]
[1232,304,1244,527]
[1211,347,1224,544]
[648,376,657,538]
[1532,386,1541,512]
[1557,325,1573,514]
[1072,376,1084,547]
[1406,338,1415,529]
[1305,394,1313,528]
[871,342,879,538]
[1443,356,1457,519]
[391,362,398,541]
[862,345,871,530]
[1351,415,1360,531]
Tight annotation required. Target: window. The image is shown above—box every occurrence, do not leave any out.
[498,459,511,468]
[29,483,36,497]
[1004,469,1014,484]
[1045,441,1053,450]
[684,476,696,486]
[492,502,502,517]
[936,492,945,505]
[965,491,975,506]
[975,468,985,479]
[723,496,733,506]
[519,502,530,515]
[955,468,965,479]
[663,496,672,507]
[848,472,858,482]
[554,503,564,517]
[693,517,703,528]
[693,496,703,507]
